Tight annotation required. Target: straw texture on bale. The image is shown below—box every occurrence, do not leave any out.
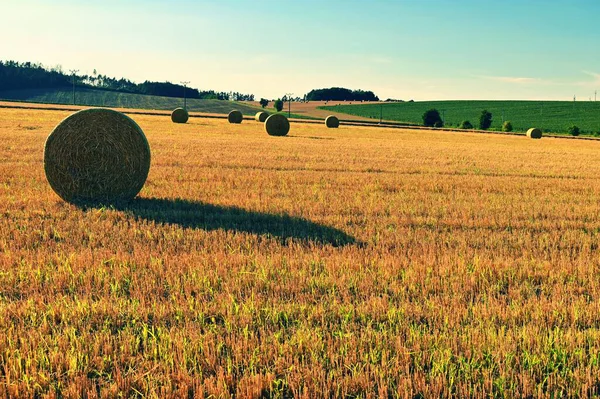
[228,110,243,124]
[325,115,340,128]
[526,128,542,139]
[171,108,189,123]
[264,114,290,136]
[255,111,268,122]
[44,108,151,204]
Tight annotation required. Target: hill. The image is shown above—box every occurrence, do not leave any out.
[0,60,254,101]
[320,100,600,134]
[0,87,262,115]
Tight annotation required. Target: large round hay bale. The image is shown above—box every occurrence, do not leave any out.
[264,114,290,136]
[44,108,151,204]
[325,115,340,128]
[171,108,189,123]
[255,111,268,122]
[526,128,542,139]
[228,110,243,124]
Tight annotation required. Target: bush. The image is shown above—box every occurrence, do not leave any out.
[274,99,283,112]
[259,98,269,108]
[479,110,492,130]
[422,109,442,127]
[459,120,473,129]
[568,125,580,136]
[502,121,513,132]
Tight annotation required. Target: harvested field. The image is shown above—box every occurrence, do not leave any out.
[2,107,600,397]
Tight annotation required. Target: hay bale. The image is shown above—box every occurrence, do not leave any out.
[171,107,189,123]
[228,110,243,124]
[526,128,542,139]
[264,114,290,136]
[44,108,151,204]
[325,115,339,128]
[255,111,268,122]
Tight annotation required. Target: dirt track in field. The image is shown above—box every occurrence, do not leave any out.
[0,101,257,122]
[241,100,385,121]
[0,100,374,121]
[1,99,384,122]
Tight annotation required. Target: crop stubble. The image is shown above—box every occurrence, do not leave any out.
[1,108,600,397]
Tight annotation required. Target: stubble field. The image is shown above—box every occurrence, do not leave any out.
[2,108,600,398]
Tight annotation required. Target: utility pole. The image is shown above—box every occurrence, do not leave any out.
[181,81,190,109]
[595,90,597,102]
[285,92,293,117]
[69,69,79,105]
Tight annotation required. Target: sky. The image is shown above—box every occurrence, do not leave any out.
[2,0,600,101]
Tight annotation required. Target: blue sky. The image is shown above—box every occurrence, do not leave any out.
[2,0,600,100]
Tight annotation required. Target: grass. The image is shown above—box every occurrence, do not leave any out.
[320,100,600,134]
[2,108,600,397]
[0,87,262,115]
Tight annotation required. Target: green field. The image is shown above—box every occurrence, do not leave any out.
[0,87,262,115]
[321,100,600,134]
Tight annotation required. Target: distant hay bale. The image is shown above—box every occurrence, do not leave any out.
[228,110,243,124]
[325,115,339,128]
[526,128,542,139]
[44,108,151,204]
[171,107,189,123]
[255,111,268,122]
[264,114,290,136]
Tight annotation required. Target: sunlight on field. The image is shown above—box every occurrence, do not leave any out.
[2,108,600,397]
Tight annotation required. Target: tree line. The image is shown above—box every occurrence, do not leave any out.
[0,60,254,101]
[305,87,379,102]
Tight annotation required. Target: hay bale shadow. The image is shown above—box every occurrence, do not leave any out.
[105,197,357,247]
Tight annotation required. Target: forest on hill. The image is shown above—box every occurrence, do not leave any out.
[0,60,254,101]
[305,87,379,102]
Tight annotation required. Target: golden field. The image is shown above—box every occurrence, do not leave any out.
[2,107,600,398]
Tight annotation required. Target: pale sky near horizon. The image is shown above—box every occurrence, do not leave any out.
[2,0,600,101]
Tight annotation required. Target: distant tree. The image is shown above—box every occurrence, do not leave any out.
[422,109,443,127]
[502,121,513,132]
[459,120,473,129]
[274,98,283,112]
[259,98,269,108]
[568,125,580,136]
[479,110,492,130]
